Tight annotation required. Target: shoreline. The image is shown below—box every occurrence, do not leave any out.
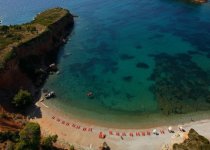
[30,100,210,149]
[36,96,210,129]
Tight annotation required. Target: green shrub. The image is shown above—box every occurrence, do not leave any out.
[41,134,58,149]
[15,141,27,150]
[4,49,16,62]
[12,34,22,41]
[16,122,41,150]
[0,61,5,70]
[0,112,8,119]
[6,33,14,38]
[69,145,75,150]
[13,25,22,30]
[0,25,9,33]
[0,131,19,143]
[12,89,33,108]
[26,26,37,33]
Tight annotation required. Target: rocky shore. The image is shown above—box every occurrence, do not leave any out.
[193,0,208,3]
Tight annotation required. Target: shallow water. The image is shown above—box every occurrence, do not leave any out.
[1,0,210,127]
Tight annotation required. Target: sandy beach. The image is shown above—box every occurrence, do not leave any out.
[30,101,210,150]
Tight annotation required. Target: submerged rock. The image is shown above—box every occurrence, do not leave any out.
[126,93,135,101]
[120,54,135,60]
[136,62,149,69]
[122,76,133,82]
[135,45,142,49]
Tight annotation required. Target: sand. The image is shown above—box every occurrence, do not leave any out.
[30,101,210,150]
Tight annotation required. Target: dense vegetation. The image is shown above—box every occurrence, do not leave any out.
[41,135,58,149]
[16,122,41,150]
[0,131,19,143]
[0,122,59,150]
[12,89,33,108]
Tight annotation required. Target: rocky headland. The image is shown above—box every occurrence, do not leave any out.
[0,8,74,108]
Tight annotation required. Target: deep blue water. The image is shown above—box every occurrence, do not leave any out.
[1,0,210,127]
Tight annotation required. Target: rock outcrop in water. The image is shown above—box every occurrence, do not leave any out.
[192,0,208,3]
[0,8,74,104]
[182,0,208,3]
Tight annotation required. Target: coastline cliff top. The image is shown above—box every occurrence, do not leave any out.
[0,7,71,69]
[32,7,70,26]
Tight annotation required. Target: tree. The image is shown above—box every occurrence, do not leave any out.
[15,141,27,150]
[0,131,19,143]
[69,145,75,150]
[41,134,58,149]
[0,25,9,33]
[15,122,41,150]
[12,89,32,108]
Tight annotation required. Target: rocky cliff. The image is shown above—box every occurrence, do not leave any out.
[173,129,210,150]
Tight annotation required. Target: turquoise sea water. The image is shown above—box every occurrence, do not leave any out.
[1,0,210,127]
